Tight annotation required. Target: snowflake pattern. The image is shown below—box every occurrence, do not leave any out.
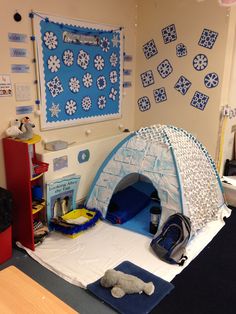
[82,96,92,111]
[65,99,77,115]
[174,76,192,95]
[77,50,90,69]
[176,43,187,57]
[140,70,154,87]
[157,59,173,78]
[190,91,209,111]
[143,39,158,59]
[40,20,121,125]
[47,76,64,98]
[193,54,208,71]
[97,76,106,90]
[63,50,74,67]
[111,34,119,47]
[100,37,110,52]
[110,70,118,83]
[94,55,104,70]
[83,73,93,88]
[43,31,58,50]
[198,28,218,49]
[69,77,80,93]
[137,96,151,112]
[110,53,118,67]
[98,96,106,109]
[47,55,60,73]
[109,87,117,100]
[204,72,219,88]
[162,24,177,44]
[49,103,61,117]
[153,87,167,103]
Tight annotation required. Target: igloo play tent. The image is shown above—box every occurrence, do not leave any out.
[86,125,226,234]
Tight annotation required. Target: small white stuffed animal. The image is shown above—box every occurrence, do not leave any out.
[5,119,23,137]
[100,269,155,298]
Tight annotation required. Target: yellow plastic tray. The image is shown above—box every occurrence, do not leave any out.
[61,208,99,238]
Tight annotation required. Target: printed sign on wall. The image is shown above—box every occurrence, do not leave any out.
[0,75,12,97]
[32,12,123,130]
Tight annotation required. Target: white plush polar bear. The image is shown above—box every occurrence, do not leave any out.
[100,269,155,298]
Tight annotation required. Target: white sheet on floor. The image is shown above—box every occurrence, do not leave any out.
[18,205,231,289]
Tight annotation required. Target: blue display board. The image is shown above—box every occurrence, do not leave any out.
[32,12,123,130]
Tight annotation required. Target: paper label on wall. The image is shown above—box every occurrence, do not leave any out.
[14,83,31,101]
[8,33,28,43]
[10,48,28,58]
[11,64,30,73]
[0,75,12,97]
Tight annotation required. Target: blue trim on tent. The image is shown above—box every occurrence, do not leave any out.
[85,132,135,204]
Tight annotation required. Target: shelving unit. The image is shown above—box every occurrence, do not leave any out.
[2,135,49,251]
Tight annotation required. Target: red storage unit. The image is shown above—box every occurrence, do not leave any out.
[0,226,12,264]
[2,135,49,251]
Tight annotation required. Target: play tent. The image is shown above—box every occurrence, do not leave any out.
[86,125,225,233]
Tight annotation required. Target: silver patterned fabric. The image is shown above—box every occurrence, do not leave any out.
[137,125,223,233]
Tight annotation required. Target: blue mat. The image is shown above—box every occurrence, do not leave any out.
[87,261,174,314]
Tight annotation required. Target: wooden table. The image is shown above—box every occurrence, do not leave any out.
[0,266,78,313]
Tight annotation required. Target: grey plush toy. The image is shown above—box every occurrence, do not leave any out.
[100,269,155,298]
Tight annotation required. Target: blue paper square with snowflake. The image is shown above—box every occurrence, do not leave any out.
[153,87,167,103]
[174,76,192,95]
[190,91,209,111]
[157,59,173,79]
[33,13,123,129]
[198,28,218,49]
[162,24,177,44]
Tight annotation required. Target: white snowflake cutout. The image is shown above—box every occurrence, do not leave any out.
[69,77,80,93]
[65,99,77,115]
[100,37,110,52]
[47,76,64,98]
[77,50,90,69]
[47,55,60,73]
[97,76,106,90]
[98,96,106,109]
[110,53,118,67]
[111,34,119,47]
[49,103,61,118]
[110,70,118,83]
[82,96,92,111]
[63,50,74,67]
[109,87,117,100]
[43,31,58,50]
[83,73,93,88]
[94,55,105,70]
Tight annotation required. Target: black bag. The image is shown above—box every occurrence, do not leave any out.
[150,213,191,266]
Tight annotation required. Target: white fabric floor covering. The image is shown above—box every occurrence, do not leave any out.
[18,205,231,289]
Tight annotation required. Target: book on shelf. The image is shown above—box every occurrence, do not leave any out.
[46,174,80,223]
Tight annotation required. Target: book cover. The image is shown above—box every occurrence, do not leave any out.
[46,174,80,222]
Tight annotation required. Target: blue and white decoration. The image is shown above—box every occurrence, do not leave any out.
[204,72,219,88]
[161,24,177,44]
[198,28,218,49]
[193,54,208,71]
[190,91,209,111]
[140,70,154,87]
[157,59,173,78]
[32,12,123,129]
[153,87,167,103]
[137,96,151,112]
[143,39,158,59]
[176,43,187,57]
[174,76,192,95]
